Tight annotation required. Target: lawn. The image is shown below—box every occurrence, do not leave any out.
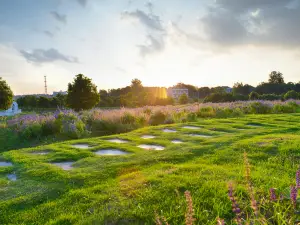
[1,113,300,224]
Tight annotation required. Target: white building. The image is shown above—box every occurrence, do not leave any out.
[167,88,189,99]
[0,101,22,117]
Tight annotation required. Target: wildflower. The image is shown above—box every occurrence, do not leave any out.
[269,188,277,201]
[244,152,259,217]
[290,186,297,208]
[184,190,196,225]
[228,183,242,225]
[296,168,300,189]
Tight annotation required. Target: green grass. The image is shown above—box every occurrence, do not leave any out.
[1,113,300,224]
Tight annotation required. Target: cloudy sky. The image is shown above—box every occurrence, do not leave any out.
[1,0,300,94]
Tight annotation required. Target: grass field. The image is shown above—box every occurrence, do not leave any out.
[1,113,300,224]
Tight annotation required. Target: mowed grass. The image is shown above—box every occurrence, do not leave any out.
[1,114,300,224]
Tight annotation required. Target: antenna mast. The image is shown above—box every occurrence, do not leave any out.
[44,75,48,95]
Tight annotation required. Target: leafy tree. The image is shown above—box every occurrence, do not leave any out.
[268,71,284,84]
[38,96,51,108]
[233,83,254,96]
[179,93,189,104]
[67,74,100,111]
[131,79,143,93]
[249,91,260,100]
[284,90,299,100]
[198,87,211,99]
[0,77,13,110]
[203,93,234,103]
[173,83,198,98]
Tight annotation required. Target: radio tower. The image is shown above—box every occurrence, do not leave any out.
[44,75,48,95]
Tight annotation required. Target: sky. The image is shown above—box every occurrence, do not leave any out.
[1,0,300,95]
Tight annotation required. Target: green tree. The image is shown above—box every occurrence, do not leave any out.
[249,91,260,100]
[0,77,13,110]
[38,96,51,108]
[284,90,298,100]
[233,83,254,96]
[67,74,100,111]
[179,93,189,104]
[131,79,143,93]
[268,71,284,84]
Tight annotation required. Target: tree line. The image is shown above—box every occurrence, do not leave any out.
[1,71,300,111]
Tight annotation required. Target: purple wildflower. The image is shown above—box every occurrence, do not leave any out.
[296,168,300,189]
[290,186,297,208]
[269,188,277,201]
[228,183,242,225]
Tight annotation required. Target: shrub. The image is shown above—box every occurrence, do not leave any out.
[179,94,189,104]
[197,106,215,117]
[249,91,259,100]
[136,115,147,126]
[20,123,42,140]
[54,112,88,138]
[187,113,197,122]
[233,94,248,101]
[284,90,299,100]
[120,113,136,124]
[259,94,282,101]
[164,116,175,124]
[215,107,244,118]
[149,111,167,125]
[250,102,272,114]
[91,120,134,136]
[203,93,235,103]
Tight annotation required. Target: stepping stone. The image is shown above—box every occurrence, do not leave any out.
[162,129,177,133]
[72,144,91,149]
[7,174,17,181]
[52,162,74,171]
[31,151,50,155]
[188,134,212,138]
[182,126,201,130]
[107,139,129,144]
[138,144,165,151]
[0,162,13,167]
[95,149,129,156]
[171,140,183,144]
[141,135,156,139]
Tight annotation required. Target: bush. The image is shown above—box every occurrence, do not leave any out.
[203,93,235,103]
[149,111,167,125]
[20,123,42,139]
[215,107,244,118]
[284,90,299,100]
[250,102,272,114]
[249,91,259,100]
[120,113,136,124]
[164,116,175,124]
[259,94,282,101]
[197,107,215,118]
[54,112,88,138]
[233,94,248,101]
[91,120,135,136]
[179,94,189,104]
[187,113,197,122]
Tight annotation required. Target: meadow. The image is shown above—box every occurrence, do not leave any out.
[1,111,300,224]
[1,100,299,153]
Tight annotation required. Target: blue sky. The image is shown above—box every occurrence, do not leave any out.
[1,0,300,94]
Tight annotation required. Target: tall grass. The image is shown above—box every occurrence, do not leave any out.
[3,100,300,143]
